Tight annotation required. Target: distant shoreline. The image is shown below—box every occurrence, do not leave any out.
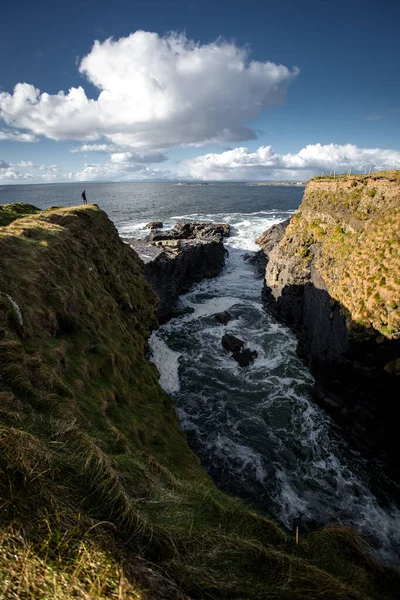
[246,181,306,187]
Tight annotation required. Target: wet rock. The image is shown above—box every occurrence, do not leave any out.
[172,221,230,240]
[125,234,226,322]
[145,221,163,229]
[221,333,244,353]
[215,311,233,325]
[232,348,258,367]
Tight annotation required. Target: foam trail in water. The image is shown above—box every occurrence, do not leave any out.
[149,334,181,394]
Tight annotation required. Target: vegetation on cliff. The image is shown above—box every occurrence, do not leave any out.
[0,203,399,599]
[278,171,400,340]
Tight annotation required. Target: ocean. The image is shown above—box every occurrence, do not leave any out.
[2,181,400,563]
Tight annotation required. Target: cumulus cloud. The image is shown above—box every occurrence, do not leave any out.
[183,143,400,180]
[0,129,38,142]
[0,31,298,150]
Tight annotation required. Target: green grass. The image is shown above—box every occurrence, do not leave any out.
[0,202,40,226]
[312,169,400,183]
[0,203,399,599]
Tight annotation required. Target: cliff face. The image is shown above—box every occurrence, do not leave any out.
[261,171,400,462]
[124,222,228,321]
[1,203,399,599]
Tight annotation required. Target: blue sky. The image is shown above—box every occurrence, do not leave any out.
[1,0,399,182]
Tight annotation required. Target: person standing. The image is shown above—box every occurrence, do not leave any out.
[81,190,87,204]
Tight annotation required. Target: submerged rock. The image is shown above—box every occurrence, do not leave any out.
[215,311,233,325]
[221,333,244,353]
[221,333,257,367]
[232,348,258,367]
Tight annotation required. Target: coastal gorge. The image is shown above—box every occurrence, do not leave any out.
[0,174,400,600]
[257,171,400,477]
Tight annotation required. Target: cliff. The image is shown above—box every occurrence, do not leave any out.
[124,222,228,321]
[0,203,398,599]
[260,171,400,465]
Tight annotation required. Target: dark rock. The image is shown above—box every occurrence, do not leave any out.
[172,221,230,240]
[145,221,163,230]
[126,235,226,322]
[256,218,291,256]
[232,348,258,367]
[215,311,233,325]
[243,250,268,276]
[124,221,229,322]
[222,333,244,353]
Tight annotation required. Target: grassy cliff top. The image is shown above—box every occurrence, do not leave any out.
[280,174,400,339]
[1,203,399,598]
[311,169,400,183]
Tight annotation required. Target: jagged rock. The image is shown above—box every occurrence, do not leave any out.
[256,218,291,256]
[145,221,163,229]
[243,251,268,276]
[232,348,258,367]
[221,333,244,353]
[126,230,227,322]
[172,221,230,240]
[215,311,233,325]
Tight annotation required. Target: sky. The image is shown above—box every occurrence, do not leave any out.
[0,0,399,183]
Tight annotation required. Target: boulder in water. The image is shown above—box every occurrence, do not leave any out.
[221,333,244,353]
[232,348,258,367]
[215,311,233,325]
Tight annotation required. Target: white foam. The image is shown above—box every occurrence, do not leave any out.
[149,333,181,394]
[213,434,267,483]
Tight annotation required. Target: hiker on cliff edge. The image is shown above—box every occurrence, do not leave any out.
[81,190,87,204]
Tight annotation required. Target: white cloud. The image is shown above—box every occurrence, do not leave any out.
[17,161,34,168]
[70,143,115,153]
[0,129,38,142]
[0,31,298,150]
[183,143,400,180]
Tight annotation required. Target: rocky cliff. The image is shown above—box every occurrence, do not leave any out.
[259,171,400,467]
[124,221,228,321]
[0,203,399,599]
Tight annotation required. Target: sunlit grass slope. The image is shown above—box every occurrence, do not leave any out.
[0,203,399,599]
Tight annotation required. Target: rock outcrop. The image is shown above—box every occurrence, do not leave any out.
[258,171,400,474]
[145,220,163,229]
[124,221,229,321]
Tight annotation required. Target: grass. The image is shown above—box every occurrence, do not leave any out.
[312,169,400,183]
[278,173,400,338]
[0,203,399,598]
[0,203,40,226]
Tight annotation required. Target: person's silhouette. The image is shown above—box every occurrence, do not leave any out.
[81,190,87,205]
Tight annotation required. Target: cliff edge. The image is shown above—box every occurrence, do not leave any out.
[0,203,398,599]
[260,171,400,464]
